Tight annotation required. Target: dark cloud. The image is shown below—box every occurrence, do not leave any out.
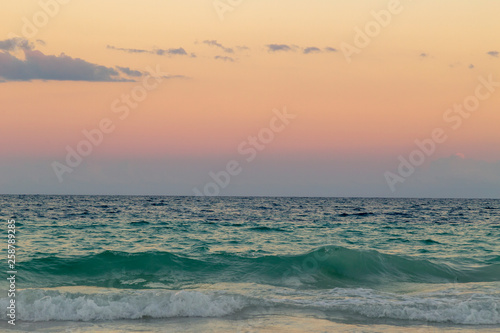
[108,45,193,57]
[266,44,293,52]
[117,66,143,77]
[324,47,337,52]
[487,51,499,58]
[419,53,428,58]
[0,39,18,51]
[214,55,235,62]
[0,38,34,52]
[202,40,234,53]
[0,45,128,82]
[0,38,188,83]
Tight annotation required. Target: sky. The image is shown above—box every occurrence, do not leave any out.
[1,0,499,198]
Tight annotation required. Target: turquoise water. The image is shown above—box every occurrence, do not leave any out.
[1,196,499,331]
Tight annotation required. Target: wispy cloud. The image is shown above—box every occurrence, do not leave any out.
[487,51,499,58]
[155,47,188,56]
[266,44,293,52]
[267,44,337,54]
[324,47,337,53]
[106,45,148,54]
[303,47,321,54]
[202,40,234,53]
[116,66,190,80]
[303,46,338,54]
[214,55,235,62]
[116,66,143,77]
[107,45,195,57]
[202,40,234,54]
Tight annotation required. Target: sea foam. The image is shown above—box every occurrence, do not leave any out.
[1,289,246,322]
[2,287,499,325]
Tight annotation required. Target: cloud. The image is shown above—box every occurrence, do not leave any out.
[303,46,338,54]
[266,44,337,54]
[0,38,34,52]
[118,66,190,80]
[107,45,194,57]
[214,55,235,62]
[0,38,190,82]
[419,53,429,58]
[117,66,143,77]
[202,40,234,53]
[168,48,187,55]
[0,39,129,82]
[469,64,474,69]
[266,44,293,52]
[487,51,499,58]
[155,47,189,56]
[303,47,321,54]
[106,45,148,54]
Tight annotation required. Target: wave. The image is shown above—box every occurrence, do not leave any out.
[2,289,246,322]
[2,287,499,325]
[18,246,500,289]
[281,287,500,325]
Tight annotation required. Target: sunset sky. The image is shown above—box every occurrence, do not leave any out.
[1,0,499,197]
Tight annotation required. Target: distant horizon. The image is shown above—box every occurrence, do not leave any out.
[2,193,499,200]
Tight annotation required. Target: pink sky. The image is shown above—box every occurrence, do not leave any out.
[1,0,499,197]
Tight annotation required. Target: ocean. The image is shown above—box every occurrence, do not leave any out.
[1,195,499,332]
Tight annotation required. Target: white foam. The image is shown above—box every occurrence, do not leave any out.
[120,278,147,285]
[1,289,246,321]
[2,286,499,325]
[273,287,500,325]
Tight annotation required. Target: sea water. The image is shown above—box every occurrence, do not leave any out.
[0,196,499,332]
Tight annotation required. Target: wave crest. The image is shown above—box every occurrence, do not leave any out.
[19,246,500,289]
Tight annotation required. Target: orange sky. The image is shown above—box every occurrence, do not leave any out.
[1,0,499,196]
